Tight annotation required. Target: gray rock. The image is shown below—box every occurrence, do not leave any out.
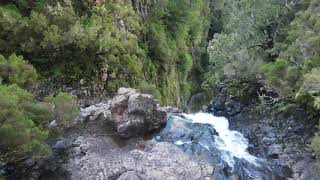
[117,87,138,96]
[267,144,283,156]
[81,87,172,138]
[65,137,213,180]
[118,171,142,180]
[81,102,111,121]
[23,159,36,167]
[53,139,68,150]
[127,94,156,114]
[159,106,181,114]
[111,95,128,112]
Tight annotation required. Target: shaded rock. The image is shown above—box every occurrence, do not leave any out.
[207,95,244,117]
[267,144,283,159]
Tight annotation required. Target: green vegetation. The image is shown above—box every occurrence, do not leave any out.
[203,0,320,171]
[0,84,50,162]
[0,54,49,162]
[0,0,320,175]
[0,1,143,91]
[45,92,79,129]
[0,0,214,169]
[0,54,37,88]
[0,0,215,107]
[0,53,79,164]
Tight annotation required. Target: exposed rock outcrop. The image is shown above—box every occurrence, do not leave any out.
[65,136,213,180]
[81,87,180,138]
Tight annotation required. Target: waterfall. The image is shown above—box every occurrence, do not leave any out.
[156,112,287,179]
[184,113,258,168]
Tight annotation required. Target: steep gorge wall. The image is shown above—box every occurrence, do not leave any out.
[0,0,214,108]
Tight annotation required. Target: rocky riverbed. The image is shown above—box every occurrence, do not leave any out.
[2,88,318,180]
[208,93,318,179]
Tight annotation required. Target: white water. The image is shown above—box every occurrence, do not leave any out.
[184,112,258,168]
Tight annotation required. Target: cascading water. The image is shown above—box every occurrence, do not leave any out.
[184,113,259,168]
[156,112,290,179]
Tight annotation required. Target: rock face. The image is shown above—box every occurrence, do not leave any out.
[81,87,179,138]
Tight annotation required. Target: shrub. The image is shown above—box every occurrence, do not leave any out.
[137,81,162,103]
[0,84,50,162]
[45,92,80,129]
[0,54,37,89]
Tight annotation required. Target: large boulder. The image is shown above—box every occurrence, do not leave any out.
[81,87,180,138]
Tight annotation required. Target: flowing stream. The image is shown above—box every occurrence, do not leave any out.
[184,113,258,168]
[156,112,288,179]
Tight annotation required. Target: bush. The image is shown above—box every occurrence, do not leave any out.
[294,68,320,109]
[137,81,162,102]
[0,84,50,162]
[0,54,37,89]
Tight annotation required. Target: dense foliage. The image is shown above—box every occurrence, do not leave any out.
[203,0,320,171]
[0,0,214,106]
[0,84,50,162]
[0,54,48,162]
[0,1,143,91]
[0,53,79,163]
[203,0,319,106]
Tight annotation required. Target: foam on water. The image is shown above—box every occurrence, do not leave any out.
[184,112,258,168]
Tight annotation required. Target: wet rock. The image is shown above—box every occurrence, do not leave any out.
[206,90,318,179]
[53,139,69,150]
[156,115,292,179]
[0,161,5,175]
